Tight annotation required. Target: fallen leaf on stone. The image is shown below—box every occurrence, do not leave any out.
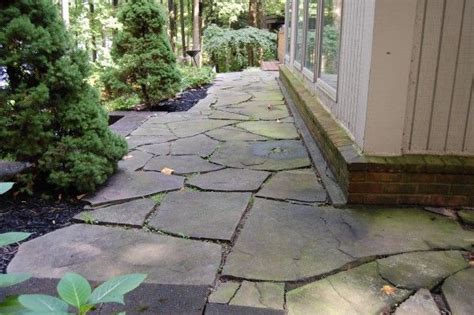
[424,207,457,219]
[161,167,175,175]
[276,119,281,123]
[380,285,397,296]
[123,154,133,160]
[267,104,273,110]
[76,194,86,200]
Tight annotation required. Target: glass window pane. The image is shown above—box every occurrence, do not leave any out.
[304,0,318,72]
[319,0,342,90]
[294,0,305,64]
[285,0,292,56]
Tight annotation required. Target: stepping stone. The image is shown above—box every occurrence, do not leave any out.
[250,91,284,101]
[256,169,326,202]
[377,251,469,290]
[7,224,222,285]
[168,119,236,137]
[208,111,250,121]
[136,142,171,155]
[394,289,441,315]
[206,126,269,141]
[148,191,252,241]
[210,140,311,171]
[237,121,299,140]
[209,281,241,303]
[144,155,224,174]
[212,94,252,107]
[144,113,196,124]
[75,198,156,227]
[118,150,153,171]
[223,199,474,281]
[84,169,184,206]
[131,126,175,137]
[205,303,285,315]
[458,209,474,225]
[222,199,353,281]
[286,262,411,315]
[0,160,31,180]
[187,168,270,192]
[170,134,219,157]
[222,103,289,120]
[230,281,284,310]
[442,268,474,315]
[126,135,177,149]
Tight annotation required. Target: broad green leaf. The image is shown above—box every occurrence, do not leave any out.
[18,294,69,312]
[0,232,31,247]
[0,295,27,314]
[88,274,146,305]
[0,182,14,195]
[0,273,31,288]
[57,273,91,308]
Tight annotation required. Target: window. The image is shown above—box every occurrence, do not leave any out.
[285,0,292,57]
[294,0,305,65]
[319,0,342,91]
[304,0,318,72]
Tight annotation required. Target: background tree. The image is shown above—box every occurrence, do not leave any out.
[109,0,181,106]
[0,0,127,193]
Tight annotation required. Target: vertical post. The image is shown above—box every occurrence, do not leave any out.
[192,0,201,66]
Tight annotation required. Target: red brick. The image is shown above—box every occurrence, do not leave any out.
[366,172,402,182]
[417,184,450,194]
[348,194,365,204]
[350,172,366,182]
[430,195,469,207]
[398,195,432,206]
[365,194,400,205]
[382,183,418,194]
[348,182,383,194]
[450,185,474,196]
[402,173,436,183]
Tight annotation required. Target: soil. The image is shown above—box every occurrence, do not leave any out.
[134,85,210,112]
[0,196,85,273]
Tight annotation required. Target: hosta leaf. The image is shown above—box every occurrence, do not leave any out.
[0,182,14,194]
[18,294,69,312]
[0,273,31,288]
[0,232,31,247]
[88,274,146,305]
[57,273,92,308]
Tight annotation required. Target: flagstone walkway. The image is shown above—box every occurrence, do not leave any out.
[6,70,474,314]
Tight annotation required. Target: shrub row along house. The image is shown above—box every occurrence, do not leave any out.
[280,0,473,206]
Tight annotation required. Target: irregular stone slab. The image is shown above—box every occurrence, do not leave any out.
[0,160,31,180]
[394,289,441,315]
[118,150,153,171]
[170,134,219,157]
[442,268,474,315]
[131,126,175,137]
[377,251,469,289]
[212,94,252,107]
[230,281,284,310]
[222,103,289,121]
[222,199,353,281]
[126,135,177,149]
[137,142,171,155]
[148,191,251,241]
[188,168,270,192]
[237,121,299,140]
[250,91,284,101]
[75,198,156,226]
[144,113,196,124]
[458,209,474,225]
[84,169,184,206]
[286,262,411,315]
[206,126,269,141]
[144,155,224,174]
[223,199,474,281]
[7,224,222,285]
[168,119,236,137]
[256,169,326,202]
[209,281,241,303]
[205,303,285,315]
[210,140,311,171]
[209,111,251,121]
[1,278,209,315]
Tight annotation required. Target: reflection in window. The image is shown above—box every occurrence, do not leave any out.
[294,0,305,65]
[304,0,318,72]
[320,0,342,90]
[285,0,292,56]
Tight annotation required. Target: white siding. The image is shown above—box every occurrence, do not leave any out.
[404,0,474,155]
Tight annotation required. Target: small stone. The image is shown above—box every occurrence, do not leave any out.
[187,168,270,192]
[74,198,156,226]
[394,289,441,315]
[458,209,474,225]
[209,281,240,303]
[144,155,224,174]
[442,268,474,315]
[230,281,284,310]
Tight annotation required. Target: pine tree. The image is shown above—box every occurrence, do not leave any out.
[0,0,128,193]
[111,0,181,106]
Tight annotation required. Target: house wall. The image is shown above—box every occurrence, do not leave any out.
[403,0,474,156]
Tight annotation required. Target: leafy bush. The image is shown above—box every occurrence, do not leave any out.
[179,65,216,90]
[203,24,277,72]
[109,0,182,107]
[0,0,127,194]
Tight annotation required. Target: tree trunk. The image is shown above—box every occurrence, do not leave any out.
[256,0,264,28]
[248,0,257,27]
[168,0,177,53]
[192,0,200,66]
[179,0,186,57]
[61,0,69,28]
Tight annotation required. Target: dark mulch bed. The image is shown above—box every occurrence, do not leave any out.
[134,85,210,112]
[0,197,85,273]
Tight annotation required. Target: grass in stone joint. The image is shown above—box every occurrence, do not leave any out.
[150,193,166,204]
[80,212,97,225]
